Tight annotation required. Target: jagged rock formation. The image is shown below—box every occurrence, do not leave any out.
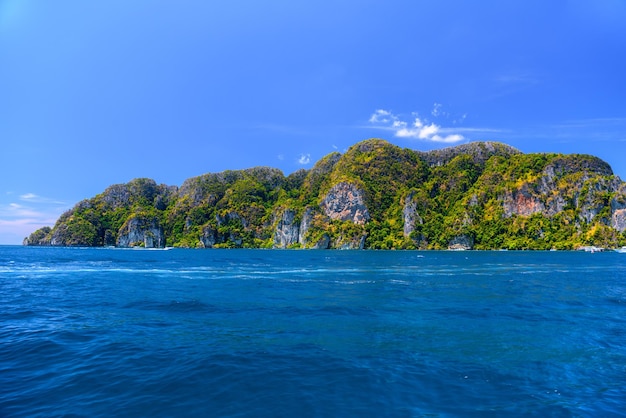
[403,191,422,237]
[613,209,626,231]
[298,207,314,246]
[611,184,626,231]
[117,215,165,248]
[501,156,616,219]
[24,138,626,250]
[273,208,300,248]
[321,182,370,225]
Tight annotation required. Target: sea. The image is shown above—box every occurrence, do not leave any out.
[1,246,625,417]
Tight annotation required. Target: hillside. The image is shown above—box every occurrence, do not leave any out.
[24,139,626,250]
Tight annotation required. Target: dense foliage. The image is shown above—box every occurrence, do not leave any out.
[25,139,626,249]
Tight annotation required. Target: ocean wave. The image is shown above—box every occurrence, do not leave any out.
[2,247,625,417]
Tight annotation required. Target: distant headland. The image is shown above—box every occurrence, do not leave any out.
[24,139,626,250]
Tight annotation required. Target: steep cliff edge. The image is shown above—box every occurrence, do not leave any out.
[24,139,626,249]
[116,215,165,248]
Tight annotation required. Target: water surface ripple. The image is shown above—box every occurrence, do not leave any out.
[1,247,625,417]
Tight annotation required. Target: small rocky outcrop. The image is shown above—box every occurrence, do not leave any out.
[448,235,474,250]
[321,182,370,225]
[117,215,165,248]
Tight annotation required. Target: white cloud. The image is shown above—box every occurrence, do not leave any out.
[298,153,311,165]
[18,193,66,205]
[432,134,465,143]
[369,109,393,124]
[369,109,466,143]
[1,201,61,221]
[1,203,42,219]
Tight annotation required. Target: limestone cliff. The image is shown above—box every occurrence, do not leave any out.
[498,155,624,231]
[117,215,165,248]
[320,182,370,225]
[611,183,626,232]
[272,208,300,248]
[403,190,423,238]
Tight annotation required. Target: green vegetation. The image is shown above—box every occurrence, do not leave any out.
[24,139,626,249]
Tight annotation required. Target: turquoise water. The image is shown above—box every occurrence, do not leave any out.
[1,247,625,417]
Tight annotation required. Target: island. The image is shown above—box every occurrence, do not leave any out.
[24,139,626,250]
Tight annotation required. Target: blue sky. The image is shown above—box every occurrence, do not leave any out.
[1,0,626,244]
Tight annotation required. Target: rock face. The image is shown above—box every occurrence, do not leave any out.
[273,209,301,248]
[200,225,220,248]
[298,207,314,246]
[321,182,370,225]
[317,182,369,249]
[613,210,626,232]
[199,211,248,248]
[502,184,546,217]
[501,157,625,228]
[611,185,626,232]
[272,205,368,249]
[117,215,165,248]
[403,191,423,238]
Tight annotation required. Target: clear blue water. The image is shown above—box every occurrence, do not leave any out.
[1,246,625,417]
